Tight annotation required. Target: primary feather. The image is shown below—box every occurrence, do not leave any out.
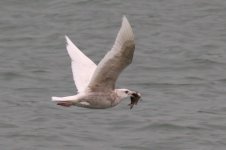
[65,36,97,92]
[86,16,135,92]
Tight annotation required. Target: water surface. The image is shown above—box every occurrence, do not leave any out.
[1,0,226,149]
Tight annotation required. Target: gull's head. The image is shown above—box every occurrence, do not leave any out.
[115,89,141,109]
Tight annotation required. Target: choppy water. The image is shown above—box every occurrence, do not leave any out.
[1,0,226,149]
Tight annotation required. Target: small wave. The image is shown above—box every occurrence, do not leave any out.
[0,72,23,80]
[139,82,206,88]
[190,58,225,65]
[136,122,203,131]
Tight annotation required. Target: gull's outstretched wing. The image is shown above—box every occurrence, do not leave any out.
[86,16,135,92]
[65,36,97,92]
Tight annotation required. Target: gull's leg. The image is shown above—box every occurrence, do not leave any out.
[57,101,74,107]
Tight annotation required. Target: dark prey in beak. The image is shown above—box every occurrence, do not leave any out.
[128,92,141,109]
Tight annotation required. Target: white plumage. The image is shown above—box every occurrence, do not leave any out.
[52,16,141,109]
[65,36,96,93]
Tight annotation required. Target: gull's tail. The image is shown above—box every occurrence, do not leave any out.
[51,97,65,101]
[51,95,79,102]
[51,96,77,107]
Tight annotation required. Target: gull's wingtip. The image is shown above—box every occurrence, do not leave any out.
[121,15,133,31]
[118,15,134,42]
[65,35,70,44]
[65,35,76,48]
[122,15,127,21]
[122,15,131,24]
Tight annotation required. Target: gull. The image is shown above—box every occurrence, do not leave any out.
[52,16,141,109]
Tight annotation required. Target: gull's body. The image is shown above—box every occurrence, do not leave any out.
[53,91,121,109]
[52,16,141,109]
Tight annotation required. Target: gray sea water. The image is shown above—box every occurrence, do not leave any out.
[1,0,226,149]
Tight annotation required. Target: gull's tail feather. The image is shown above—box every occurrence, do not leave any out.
[52,97,66,101]
[52,96,76,107]
[51,95,80,101]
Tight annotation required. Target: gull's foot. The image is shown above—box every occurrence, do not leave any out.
[57,101,74,107]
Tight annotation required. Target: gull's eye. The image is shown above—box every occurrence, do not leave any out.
[125,91,129,94]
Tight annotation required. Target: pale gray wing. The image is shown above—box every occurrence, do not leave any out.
[65,36,97,93]
[86,16,135,92]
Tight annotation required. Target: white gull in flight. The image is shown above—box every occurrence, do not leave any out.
[52,16,141,109]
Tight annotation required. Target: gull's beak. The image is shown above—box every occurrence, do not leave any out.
[128,91,141,109]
